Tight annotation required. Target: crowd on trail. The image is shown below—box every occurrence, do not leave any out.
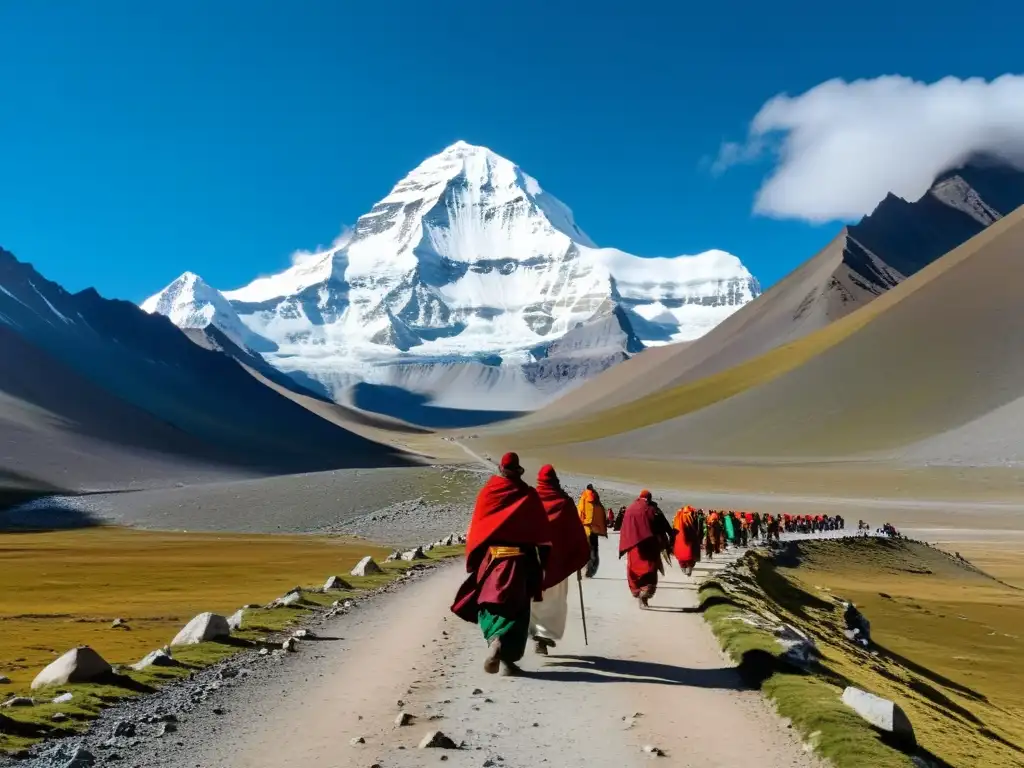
[451,453,850,676]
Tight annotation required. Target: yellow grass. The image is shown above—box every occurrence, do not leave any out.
[0,527,464,753]
[705,538,1024,767]
[1,527,396,687]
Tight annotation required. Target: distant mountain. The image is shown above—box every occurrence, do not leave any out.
[527,158,1024,423]
[0,248,407,490]
[144,141,759,417]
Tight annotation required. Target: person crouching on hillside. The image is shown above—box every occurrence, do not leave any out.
[530,465,591,656]
[577,483,607,577]
[619,491,673,608]
[451,452,552,676]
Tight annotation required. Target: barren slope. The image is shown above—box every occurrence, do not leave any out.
[489,204,1024,464]
[524,161,1024,426]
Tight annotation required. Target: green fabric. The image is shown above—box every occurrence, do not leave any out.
[724,514,736,542]
[479,607,530,663]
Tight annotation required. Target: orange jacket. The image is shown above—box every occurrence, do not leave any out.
[577,488,607,536]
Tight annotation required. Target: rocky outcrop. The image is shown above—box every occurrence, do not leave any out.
[841,686,916,748]
[350,556,383,576]
[170,613,231,646]
[31,647,112,690]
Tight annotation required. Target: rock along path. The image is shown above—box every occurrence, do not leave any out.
[123,535,823,768]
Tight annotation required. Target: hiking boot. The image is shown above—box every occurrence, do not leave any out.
[640,595,650,609]
[483,638,502,674]
[533,639,549,656]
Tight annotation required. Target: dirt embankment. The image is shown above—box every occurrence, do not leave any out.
[700,537,1024,768]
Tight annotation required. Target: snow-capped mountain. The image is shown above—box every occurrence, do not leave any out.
[143,141,759,413]
[139,272,271,353]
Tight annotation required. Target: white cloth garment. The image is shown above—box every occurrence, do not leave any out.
[529,577,570,642]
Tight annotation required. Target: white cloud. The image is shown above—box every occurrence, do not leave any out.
[716,75,1024,222]
[289,225,354,266]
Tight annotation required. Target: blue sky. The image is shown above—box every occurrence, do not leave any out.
[0,0,1020,302]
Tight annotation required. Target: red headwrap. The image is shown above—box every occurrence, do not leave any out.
[535,465,591,588]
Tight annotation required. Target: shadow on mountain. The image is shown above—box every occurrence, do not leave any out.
[350,382,523,429]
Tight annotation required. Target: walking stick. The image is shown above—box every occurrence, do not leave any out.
[576,571,589,646]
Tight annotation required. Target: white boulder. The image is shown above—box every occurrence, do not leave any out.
[841,687,915,747]
[31,647,112,690]
[401,547,427,562]
[351,556,383,576]
[323,575,352,591]
[170,612,231,646]
[227,609,247,630]
[131,648,179,671]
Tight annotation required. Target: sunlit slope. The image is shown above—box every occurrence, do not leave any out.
[494,205,1024,457]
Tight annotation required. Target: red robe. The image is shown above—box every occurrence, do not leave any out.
[451,475,552,623]
[619,497,670,598]
[536,466,591,589]
[672,506,701,568]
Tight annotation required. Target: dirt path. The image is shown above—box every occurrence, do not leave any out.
[146,536,821,768]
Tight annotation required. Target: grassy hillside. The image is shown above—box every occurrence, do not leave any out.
[701,538,1024,767]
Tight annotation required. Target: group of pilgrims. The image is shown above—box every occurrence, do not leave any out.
[451,452,846,676]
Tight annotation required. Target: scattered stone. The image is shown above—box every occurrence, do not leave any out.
[344,600,354,609]
[131,648,179,672]
[323,575,352,590]
[51,712,69,722]
[52,692,74,704]
[112,720,136,738]
[32,646,112,689]
[293,629,314,639]
[2,696,34,708]
[419,730,459,749]
[0,676,8,684]
[472,688,483,695]
[57,745,96,767]
[212,707,226,715]
[158,722,177,736]
[642,744,665,756]
[258,648,270,656]
[395,711,414,726]
[170,613,231,646]
[282,637,298,652]
[402,547,428,561]
[270,590,304,608]
[350,556,383,576]
[219,666,241,679]
[349,736,365,745]
[227,609,247,631]
[841,687,916,748]
[110,618,129,630]
[385,550,402,563]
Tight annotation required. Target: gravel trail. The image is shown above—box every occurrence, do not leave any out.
[35,536,822,768]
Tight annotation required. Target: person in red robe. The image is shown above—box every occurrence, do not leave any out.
[530,465,591,655]
[451,452,552,675]
[618,490,673,608]
[671,505,701,576]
